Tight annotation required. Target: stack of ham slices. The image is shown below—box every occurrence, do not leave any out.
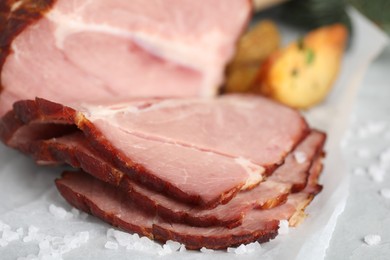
[0,0,326,250]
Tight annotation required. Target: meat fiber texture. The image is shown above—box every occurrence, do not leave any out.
[0,0,252,117]
[7,130,325,228]
[55,153,323,250]
[0,95,310,209]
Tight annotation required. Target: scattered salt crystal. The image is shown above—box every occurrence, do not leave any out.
[353,167,367,176]
[364,234,381,245]
[0,238,8,247]
[368,164,386,182]
[356,148,371,158]
[379,188,390,199]
[0,221,10,232]
[158,244,173,256]
[105,241,119,250]
[165,240,181,252]
[16,227,24,237]
[38,239,51,256]
[49,204,72,220]
[113,230,133,246]
[278,220,289,235]
[28,226,39,235]
[227,247,235,253]
[179,244,187,252]
[200,247,214,253]
[2,228,20,242]
[294,152,307,164]
[234,244,247,255]
[367,122,387,134]
[106,228,115,239]
[380,148,390,166]
[76,231,89,243]
[245,242,262,253]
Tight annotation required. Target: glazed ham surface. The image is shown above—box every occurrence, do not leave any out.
[0,0,251,116]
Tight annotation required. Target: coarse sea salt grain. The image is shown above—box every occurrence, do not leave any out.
[379,188,390,199]
[278,220,290,235]
[234,244,247,255]
[0,221,10,232]
[368,164,386,183]
[179,244,187,252]
[165,240,181,252]
[200,247,214,253]
[380,148,390,166]
[0,239,8,247]
[112,229,134,247]
[2,228,20,242]
[49,204,73,220]
[356,148,371,158]
[158,244,173,256]
[364,234,381,245]
[105,241,119,250]
[246,242,262,253]
[294,151,307,164]
[16,227,24,237]
[353,167,367,176]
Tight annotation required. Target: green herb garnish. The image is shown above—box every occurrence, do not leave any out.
[306,48,315,65]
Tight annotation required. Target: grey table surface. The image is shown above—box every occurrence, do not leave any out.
[325,43,390,259]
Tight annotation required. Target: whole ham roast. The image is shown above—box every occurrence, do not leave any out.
[0,0,326,250]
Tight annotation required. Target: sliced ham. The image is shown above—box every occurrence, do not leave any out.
[55,155,323,250]
[0,0,251,116]
[16,129,324,228]
[0,95,308,208]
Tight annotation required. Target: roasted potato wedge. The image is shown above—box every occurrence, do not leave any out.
[253,24,347,109]
[225,20,280,93]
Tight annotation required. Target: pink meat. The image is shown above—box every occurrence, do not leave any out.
[55,154,322,249]
[0,0,252,116]
[78,94,309,170]
[25,130,325,227]
[1,96,308,207]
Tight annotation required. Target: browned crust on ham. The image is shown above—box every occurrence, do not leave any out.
[0,0,56,94]
[153,221,279,250]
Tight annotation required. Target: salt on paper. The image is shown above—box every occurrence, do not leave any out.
[379,148,390,167]
[379,188,390,199]
[353,167,366,176]
[356,148,371,158]
[200,247,214,253]
[368,164,386,183]
[2,228,20,242]
[179,244,187,252]
[364,234,381,246]
[49,204,73,220]
[105,241,119,250]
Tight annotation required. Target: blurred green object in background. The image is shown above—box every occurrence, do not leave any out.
[281,0,390,35]
[349,0,390,34]
[281,0,352,34]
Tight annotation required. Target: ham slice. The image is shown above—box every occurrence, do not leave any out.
[0,95,309,208]
[0,0,251,116]
[16,130,325,228]
[55,155,323,249]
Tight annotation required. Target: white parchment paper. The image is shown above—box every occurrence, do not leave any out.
[0,9,388,260]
